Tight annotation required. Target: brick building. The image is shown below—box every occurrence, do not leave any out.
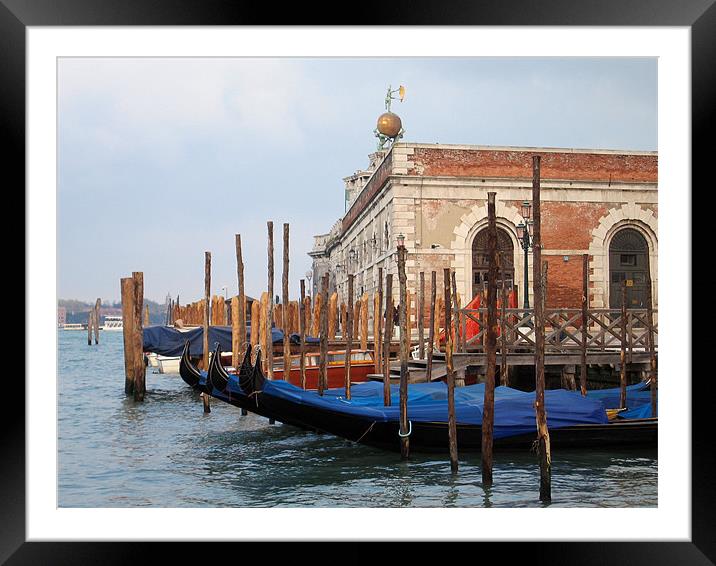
[309,142,657,319]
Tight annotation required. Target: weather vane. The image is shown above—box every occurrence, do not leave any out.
[374,84,406,150]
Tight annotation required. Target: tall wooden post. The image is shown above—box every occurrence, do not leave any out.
[87,308,93,345]
[144,304,149,327]
[202,255,211,413]
[620,281,628,409]
[532,155,551,502]
[360,293,369,352]
[397,245,410,459]
[375,267,383,375]
[299,279,307,389]
[451,271,460,353]
[251,299,260,347]
[444,268,458,472]
[267,221,274,380]
[282,223,291,379]
[646,271,657,417]
[94,298,101,344]
[345,274,354,399]
[580,254,589,396]
[482,192,498,486]
[383,273,393,406]
[318,273,329,395]
[328,292,338,340]
[120,277,136,394]
[311,293,321,338]
[235,234,246,367]
[500,255,509,386]
[132,271,145,402]
[418,272,425,360]
[231,296,240,368]
[426,271,436,382]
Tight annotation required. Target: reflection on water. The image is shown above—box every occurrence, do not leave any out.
[58,331,657,508]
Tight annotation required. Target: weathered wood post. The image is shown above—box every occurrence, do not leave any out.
[532,155,551,502]
[360,293,369,352]
[282,223,291,379]
[451,271,461,354]
[620,281,628,409]
[87,308,93,345]
[132,271,145,402]
[144,304,150,328]
[344,274,354,399]
[120,277,136,394]
[235,234,246,368]
[482,192,498,486]
[580,254,589,396]
[231,296,240,368]
[318,273,329,395]
[418,272,425,360]
[267,221,275,380]
[328,292,338,340]
[299,279,307,390]
[94,298,101,344]
[373,271,382,374]
[426,271,437,382]
[397,243,410,459]
[202,255,211,413]
[353,298,361,338]
[311,293,321,338]
[444,268,459,472]
[646,271,657,417]
[251,298,260,347]
[383,273,393,406]
[500,255,509,386]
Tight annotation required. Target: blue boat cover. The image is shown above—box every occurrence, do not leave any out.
[257,380,609,439]
[143,325,318,357]
[618,401,657,419]
[570,381,652,410]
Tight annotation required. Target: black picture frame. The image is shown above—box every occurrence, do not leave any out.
[4,0,706,562]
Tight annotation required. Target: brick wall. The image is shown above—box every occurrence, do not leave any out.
[408,147,658,183]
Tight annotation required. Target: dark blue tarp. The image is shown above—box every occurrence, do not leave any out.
[618,401,657,419]
[570,381,652,410]
[259,380,609,439]
[143,325,318,357]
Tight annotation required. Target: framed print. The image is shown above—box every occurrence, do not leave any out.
[6,0,709,562]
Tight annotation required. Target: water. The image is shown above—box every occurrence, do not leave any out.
[58,331,657,507]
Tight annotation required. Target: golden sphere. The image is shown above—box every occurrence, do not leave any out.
[376,112,402,138]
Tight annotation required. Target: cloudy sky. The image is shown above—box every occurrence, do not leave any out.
[57,57,657,304]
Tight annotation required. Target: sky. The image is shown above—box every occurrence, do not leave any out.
[57,57,657,305]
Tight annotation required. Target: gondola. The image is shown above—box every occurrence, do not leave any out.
[245,357,657,454]
[179,340,208,393]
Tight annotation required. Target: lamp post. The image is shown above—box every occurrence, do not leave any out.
[516,200,533,314]
[305,270,313,301]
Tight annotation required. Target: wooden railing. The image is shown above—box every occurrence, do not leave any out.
[457,308,658,354]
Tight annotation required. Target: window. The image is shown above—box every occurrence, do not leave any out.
[620,254,637,266]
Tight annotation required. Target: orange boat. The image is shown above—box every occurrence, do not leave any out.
[219,349,376,390]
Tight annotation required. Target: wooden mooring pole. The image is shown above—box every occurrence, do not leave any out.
[318,273,329,396]
[383,273,393,406]
[426,271,436,382]
[345,274,354,399]
[397,243,410,459]
[646,271,657,417]
[120,277,136,394]
[235,234,246,368]
[620,281,628,409]
[267,221,274,381]
[202,254,211,413]
[532,155,551,502]
[132,271,145,402]
[299,279,307,390]
[282,223,291,380]
[87,308,93,345]
[580,254,589,396]
[444,268,458,472]
[500,255,509,386]
[374,267,383,375]
[418,272,425,360]
[482,192,498,486]
[94,298,101,344]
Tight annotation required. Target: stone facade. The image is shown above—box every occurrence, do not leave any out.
[310,143,658,321]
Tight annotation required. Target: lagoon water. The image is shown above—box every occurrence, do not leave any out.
[58,330,657,508]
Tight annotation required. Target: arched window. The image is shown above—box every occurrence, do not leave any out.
[471,228,515,298]
[609,228,650,308]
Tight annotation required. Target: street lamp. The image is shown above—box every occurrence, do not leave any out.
[516,200,533,313]
[396,233,405,248]
[305,270,313,300]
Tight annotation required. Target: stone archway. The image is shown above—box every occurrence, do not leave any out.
[587,204,658,308]
[450,200,525,303]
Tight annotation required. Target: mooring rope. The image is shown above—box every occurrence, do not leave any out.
[355,421,377,443]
